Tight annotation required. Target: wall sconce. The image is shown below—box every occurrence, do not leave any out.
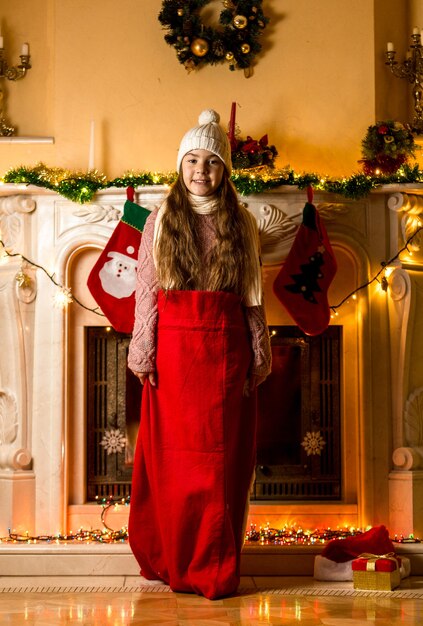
[385,28,423,133]
[0,36,32,136]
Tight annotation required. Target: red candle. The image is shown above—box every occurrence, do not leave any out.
[228,101,237,150]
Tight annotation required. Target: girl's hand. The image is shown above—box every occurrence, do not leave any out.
[133,371,156,386]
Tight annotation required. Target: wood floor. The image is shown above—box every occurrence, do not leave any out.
[1,576,423,624]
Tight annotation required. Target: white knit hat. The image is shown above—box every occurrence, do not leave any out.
[176,109,232,174]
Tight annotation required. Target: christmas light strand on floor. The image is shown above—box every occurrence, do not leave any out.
[245,523,364,545]
[1,518,419,546]
[330,223,423,314]
[0,496,420,547]
[0,238,105,316]
[0,496,130,544]
[245,523,420,545]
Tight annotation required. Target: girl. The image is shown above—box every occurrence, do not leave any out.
[127,109,271,599]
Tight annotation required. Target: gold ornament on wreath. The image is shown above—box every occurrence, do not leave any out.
[190,37,209,56]
[158,0,269,75]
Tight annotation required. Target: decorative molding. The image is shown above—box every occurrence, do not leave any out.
[404,387,423,447]
[315,202,350,220]
[386,266,412,452]
[0,195,36,249]
[0,195,36,216]
[393,388,423,468]
[73,205,122,224]
[0,389,18,445]
[256,203,298,264]
[392,446,423,470]
[9,447,32,470]
[388,267,409,302]
[15,264,37,304]
[253,200,357,264]
[387,192,423,252]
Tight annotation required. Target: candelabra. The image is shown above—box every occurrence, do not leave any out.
[0,40,32,136]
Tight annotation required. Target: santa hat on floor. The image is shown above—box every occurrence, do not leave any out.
[321,525,395,563]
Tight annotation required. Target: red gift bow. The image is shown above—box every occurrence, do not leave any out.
[356,552,399,572]
[241,135,269,154]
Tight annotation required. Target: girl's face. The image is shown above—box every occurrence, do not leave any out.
[181,149,225,196]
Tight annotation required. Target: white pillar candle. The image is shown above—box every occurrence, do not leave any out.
[387,42,394,52]
[21,42,29,56]
[0,36,4,49]
[413,27,419,35]
[88,120,95,171]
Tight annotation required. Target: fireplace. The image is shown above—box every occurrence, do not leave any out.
[83,323,342,505]
[1,184,423,539]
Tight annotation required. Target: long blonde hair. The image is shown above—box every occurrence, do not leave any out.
[155,171,258,300]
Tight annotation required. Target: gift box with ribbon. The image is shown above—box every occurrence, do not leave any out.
[352,552,401,590]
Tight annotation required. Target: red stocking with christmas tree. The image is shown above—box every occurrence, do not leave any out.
[87,187,150,333]
[273,189,337,336]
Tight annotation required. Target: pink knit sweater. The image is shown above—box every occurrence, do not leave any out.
[127,207,272,379]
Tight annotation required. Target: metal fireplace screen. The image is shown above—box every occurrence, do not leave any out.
[86,325,341,502]
[252,325,342,500]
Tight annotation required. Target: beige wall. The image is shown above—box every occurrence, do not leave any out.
[0,0,411,179]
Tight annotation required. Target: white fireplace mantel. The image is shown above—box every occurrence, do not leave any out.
[1,183,423,540]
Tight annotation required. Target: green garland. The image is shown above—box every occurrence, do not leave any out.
[158,0,269,73]
[2,162,423,204]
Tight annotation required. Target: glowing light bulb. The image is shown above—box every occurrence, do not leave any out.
[53,287,73,308]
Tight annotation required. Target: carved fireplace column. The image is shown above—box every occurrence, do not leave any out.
[387,192,423,539]
[0,194,37,535]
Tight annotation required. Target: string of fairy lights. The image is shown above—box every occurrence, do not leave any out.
[0,238,105,316]
[2,216,423,319]
[330,223,423,314]
[0,494,419,545]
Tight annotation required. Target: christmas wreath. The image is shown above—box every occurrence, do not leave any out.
[359,120,416,175]
[158,0,269,75]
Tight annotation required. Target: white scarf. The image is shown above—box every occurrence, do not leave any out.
[153,193,262,306]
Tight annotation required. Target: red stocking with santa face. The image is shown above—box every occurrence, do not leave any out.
[273,201,337,336]
[87,196,150,333]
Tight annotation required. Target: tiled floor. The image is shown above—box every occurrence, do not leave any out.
[1,577,423,624]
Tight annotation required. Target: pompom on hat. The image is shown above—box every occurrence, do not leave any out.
[176,109,232,175]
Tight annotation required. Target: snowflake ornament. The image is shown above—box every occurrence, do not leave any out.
[100,428,127,455]
[301,430,326,456]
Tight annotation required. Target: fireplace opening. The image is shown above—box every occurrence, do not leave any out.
[85,325,342,502]
[86,327,140,500]
[253,325,342,501]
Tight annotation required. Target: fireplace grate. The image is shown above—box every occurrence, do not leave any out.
[252,326,342,501]
[86,327,141,502]
[253,479,340,499]
[85,325,341,503]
